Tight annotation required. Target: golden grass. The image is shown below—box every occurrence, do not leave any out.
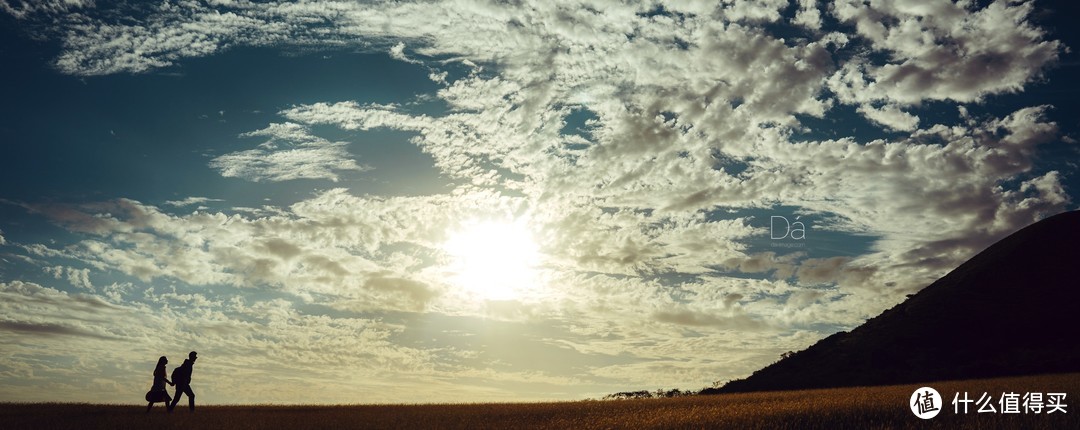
[2,373,1076,429]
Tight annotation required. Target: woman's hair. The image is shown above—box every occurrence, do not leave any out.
[156,356,168,369]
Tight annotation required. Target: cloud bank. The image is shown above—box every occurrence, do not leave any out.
[1,0,1073,403]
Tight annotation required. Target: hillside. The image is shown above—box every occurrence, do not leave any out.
[718,210,1080,393]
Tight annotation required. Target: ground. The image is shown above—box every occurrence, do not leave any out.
[2,373,1076,429]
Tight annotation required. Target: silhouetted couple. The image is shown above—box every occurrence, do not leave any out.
[145,351,198,413]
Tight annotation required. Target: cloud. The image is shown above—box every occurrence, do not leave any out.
[0,0,92,20]
[0,320,119,341]
[792,0,823,30]
[21,188,529,312]
[855,103,919,131]
[794,257,853,285]
[209,144,366,182]
[210,122,370,182]
[2,0,1075,402]
[0,280,127,341]
[165,197,224,208]
[0,280,462,403]
[15,0,1068,326]
[48,2,274,76]
[652,309,769,331]
[44,266,94,291]
[828,0,1061,105]
[714,0,790,23]
[722,252,800,280]
[389,42,422,65]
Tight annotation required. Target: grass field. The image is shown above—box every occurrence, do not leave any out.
[2,373,1076,429]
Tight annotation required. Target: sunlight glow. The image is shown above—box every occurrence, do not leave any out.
[443,219,541,301]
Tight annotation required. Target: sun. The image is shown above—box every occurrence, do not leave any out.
[443,219,541,301]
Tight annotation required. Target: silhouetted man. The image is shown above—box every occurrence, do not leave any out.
[169,351,198,412]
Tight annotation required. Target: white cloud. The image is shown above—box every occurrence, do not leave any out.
[792,0,823,31]
[209,122,370,182]
[44,266,94,291]
[0,0,92,19]
[209,144,366,182]
[164,196,223,208]
[0,280,127,341]
[828,0,1061,105]
[719,0,789,23]
[855,103,919,131]
[50,3,277,76]
[746,106,1068,287]
[23,188,527,312]
[17,0,1066,328]
[388,42,421,64]
[652,309,770,331]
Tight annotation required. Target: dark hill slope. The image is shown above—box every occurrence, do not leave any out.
[718,210,1080,393]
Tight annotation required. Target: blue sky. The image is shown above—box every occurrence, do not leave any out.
[1,0,1078,403]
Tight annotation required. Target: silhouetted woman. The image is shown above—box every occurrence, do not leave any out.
[145,356,174,412]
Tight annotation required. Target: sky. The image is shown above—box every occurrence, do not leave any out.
[0,0,1078,404]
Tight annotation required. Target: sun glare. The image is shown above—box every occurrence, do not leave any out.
[443,219,541,301]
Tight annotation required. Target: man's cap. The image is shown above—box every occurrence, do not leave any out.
[189,351,198,359]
